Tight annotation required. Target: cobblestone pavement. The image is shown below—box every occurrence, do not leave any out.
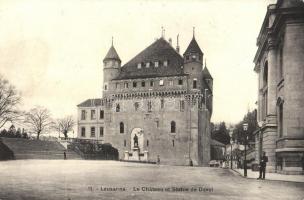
[0,160,303,200]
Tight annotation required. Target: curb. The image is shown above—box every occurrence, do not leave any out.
[230,168,304,184]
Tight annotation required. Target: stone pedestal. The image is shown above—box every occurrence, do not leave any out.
[143,151,149,161]
[132,147,140,161]
[124,151,129,160]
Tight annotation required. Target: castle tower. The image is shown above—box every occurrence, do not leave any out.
[102,41,121,97]
[183,35,204,91]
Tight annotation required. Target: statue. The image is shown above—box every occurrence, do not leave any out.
[133,134,138,147]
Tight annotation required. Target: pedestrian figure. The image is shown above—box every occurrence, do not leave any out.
[157,155,160,164]
[258,152,268,179]
[64,151,67,160]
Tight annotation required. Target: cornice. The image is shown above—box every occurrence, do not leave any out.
[254,6,304,64]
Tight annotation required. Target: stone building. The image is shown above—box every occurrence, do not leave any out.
[253,0,304,174]
[77,34,213,166]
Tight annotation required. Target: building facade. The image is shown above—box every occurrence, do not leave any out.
[77,35,213,166]
[254,0,304,174]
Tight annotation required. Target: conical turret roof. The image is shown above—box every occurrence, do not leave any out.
[183,37,203,56]
[203,66,213,79]
[103,45,121,62]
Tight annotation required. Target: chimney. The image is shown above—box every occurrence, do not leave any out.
[176,34,180,53]
[169,38,172,46]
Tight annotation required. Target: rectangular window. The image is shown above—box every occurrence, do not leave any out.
[193,79,197,89]
[81,110,86,120]
[159,80,164,86]
[100,110,104,119]
[169,80,173,86]
[91,110,96,120]
[164,60,168,67]
[150,81,154,87]
[147,140,149,147]
[172,140,175,147]
[104,84,108,90]
[100,127,104,137]
[148,101,152,112]
[146,62,150,68]
[178,79,183,85]
[137,63,142,69]
[156,121,159,128]
[180,100,185,111]
[161,99,164,109]
[154,61,159,68]
[279,48,284,79]
[133,82,137,88]
[90,127,95,137]
[141,81,145,87]
[124,139,126,147]
[115,83,119,89]
[81,127,85,137]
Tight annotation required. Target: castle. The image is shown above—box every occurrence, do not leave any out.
[77,33,213,166]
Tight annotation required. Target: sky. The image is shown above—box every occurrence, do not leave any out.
[0,0,277,125]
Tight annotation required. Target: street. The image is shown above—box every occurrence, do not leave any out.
[0,160,303,200]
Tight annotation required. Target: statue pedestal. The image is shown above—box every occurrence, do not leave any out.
[132,147,140,161]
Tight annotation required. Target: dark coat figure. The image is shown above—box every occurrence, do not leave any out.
[64,151,67,160]
[133,134,138,147]
[258,152,268,179]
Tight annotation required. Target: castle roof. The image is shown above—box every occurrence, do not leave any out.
[113,38,185,80]
[77,98,102,107]
[203,66,213,79]
[183,37,203,56]
[103,46,121,62]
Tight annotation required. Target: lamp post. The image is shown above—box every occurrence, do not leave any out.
[229,129,234,169]
[243,122,249,177]
[257,121,264,165]
[230,139,233,169]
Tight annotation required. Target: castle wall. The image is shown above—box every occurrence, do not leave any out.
[102,96,208,166]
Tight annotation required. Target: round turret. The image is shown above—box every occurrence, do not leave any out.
[103,45,121,96]
[183,37,204,91]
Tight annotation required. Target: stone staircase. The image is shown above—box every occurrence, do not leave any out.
[0,137,82,160]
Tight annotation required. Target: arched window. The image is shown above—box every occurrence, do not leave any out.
[278,102,284,138]
[134,102,139,111]
[116,104,120,112]
[263,61,268,87]
[120,122,124,133]
[171,121,176,133]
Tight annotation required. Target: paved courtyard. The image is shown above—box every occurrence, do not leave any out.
[0,160,303,200]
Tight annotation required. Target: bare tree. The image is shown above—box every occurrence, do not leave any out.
[54,115,75,139]
[0,75,22,129]
[24,106,53,140]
